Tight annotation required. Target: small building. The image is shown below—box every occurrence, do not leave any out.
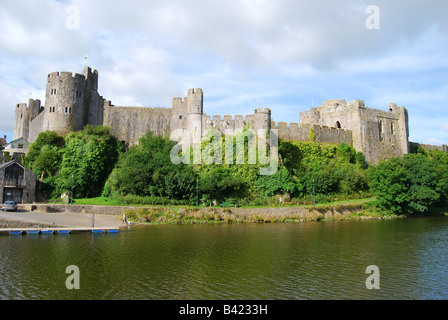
[3,137,30,155]
[0,135,7,149]
[0,160,36,204]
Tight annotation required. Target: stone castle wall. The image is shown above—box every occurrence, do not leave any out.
[272,121,353,145]
[300,99,410,164]
[103,101,172,145]
[13,66,446,165]
[202,108,271,135]
[14,67,104,143]
[410,142,448,153]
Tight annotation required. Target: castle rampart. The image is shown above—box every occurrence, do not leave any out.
[410,142,448,153]
[299,99,410,164]
[103,104,172,145]
[12,66,445,165]
[272,121,353,145]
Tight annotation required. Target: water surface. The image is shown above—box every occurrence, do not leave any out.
[1,217,448,299]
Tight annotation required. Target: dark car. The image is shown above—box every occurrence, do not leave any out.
[2,201,17,211]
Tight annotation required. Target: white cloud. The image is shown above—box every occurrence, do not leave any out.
[425,137,444,145]
[0,0,447,145]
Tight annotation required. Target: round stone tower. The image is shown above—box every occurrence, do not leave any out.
[42,67,99,134]
[253,108,272,135]
[186,88,204,144]
[43,71,87,133]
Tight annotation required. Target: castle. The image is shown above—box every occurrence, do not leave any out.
[13,67,448,165]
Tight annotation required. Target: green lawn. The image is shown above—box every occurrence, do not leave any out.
[72,197,125,206]
[71,196,376,209]
[302,197,376,208]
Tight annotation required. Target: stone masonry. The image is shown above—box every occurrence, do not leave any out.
[13,67,447,165]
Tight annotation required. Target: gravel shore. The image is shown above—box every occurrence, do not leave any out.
[0,209,125,228]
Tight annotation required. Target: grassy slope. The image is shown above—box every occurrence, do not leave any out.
[72,196,376,209]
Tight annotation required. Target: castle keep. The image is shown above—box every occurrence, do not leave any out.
[13,67,447,165]
[14,67,272,148]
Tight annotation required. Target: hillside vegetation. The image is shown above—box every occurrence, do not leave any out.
[24,127,448,216]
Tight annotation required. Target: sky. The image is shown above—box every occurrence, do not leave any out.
[0,0,447,145]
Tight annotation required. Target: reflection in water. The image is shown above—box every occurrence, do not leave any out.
[1,217,448,299]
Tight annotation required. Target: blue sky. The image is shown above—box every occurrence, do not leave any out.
[1,0,447,145]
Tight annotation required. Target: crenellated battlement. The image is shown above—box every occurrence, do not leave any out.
[202,111,265,123]
[47,71,86,81]
[272,121,300,129]
[188,88,203,96]
[104,100,114,107]
[173,97,184,103]
[255,107,271,114]
[14,66,421,165]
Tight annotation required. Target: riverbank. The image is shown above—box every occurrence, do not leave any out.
[0,208,125,229]
[122,202,403,224]
[3,200,403,228]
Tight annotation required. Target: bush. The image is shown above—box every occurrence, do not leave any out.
[104,132,197,201]
[368,154,448,215]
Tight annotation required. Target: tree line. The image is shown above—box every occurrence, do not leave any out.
[23,126,448,215]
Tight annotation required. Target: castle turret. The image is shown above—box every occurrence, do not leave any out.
[171,97,187,133]
[395,104,410,155]
[82,67,103,126]
[42,67,102,134]
[186,88,203,144]
[14,103,29,140]
[253,108,271,135]
[43,71,87,133]
[82,66,98,92]
[13,99,42,141]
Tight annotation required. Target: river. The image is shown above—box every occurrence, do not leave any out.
[1,216,448,300]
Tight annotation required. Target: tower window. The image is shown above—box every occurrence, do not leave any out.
[69,108,72,114]
[391,122,395,135]
[379,121,384,141]
[179,115,182,120]
[65,107,68,113]
[336,121,341,129]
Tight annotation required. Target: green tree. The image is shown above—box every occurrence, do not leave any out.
[355,152,367,169]
[24,131,65,180]
[105,131,198,201]
[338,163,369,195]
[278,141,304,176]
[56,125,122,198]
[368,154,448,215]
[336,143,356,163]
[164,169,198,202]
[198,165,245,204]
[255,166,297,197]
